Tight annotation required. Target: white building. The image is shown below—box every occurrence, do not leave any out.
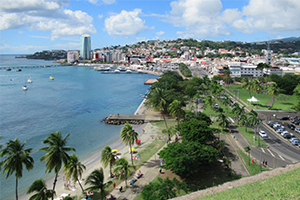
[67,50,79,63]
[228,62,264,77]
[263,67,283,76]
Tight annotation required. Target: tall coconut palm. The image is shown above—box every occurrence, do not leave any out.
[217,111,230,131]
[232,103,245,124]
[203,95,215,109]
[240,114,250,132]
[63,153,86,193]
[85,168,112,200]
[251,79,262,107]
[120,123,138,165]
[220,94,230,116]
[267,82,279,109]
[113,158,136,187]
[168,99,186,129]
[241,78,253,98]
[0,138,34,200]
[146,88,169,129]
[27,179,55,200]
[39,131,75,199]
[244,146,251,165]
[100,146,116,176]
[248,110,261,141]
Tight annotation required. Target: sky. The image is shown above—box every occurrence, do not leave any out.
[1,0,300,54]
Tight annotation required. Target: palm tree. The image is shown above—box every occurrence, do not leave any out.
[146,88,169,129]
[0,138,34,200]
[240,114,250,132]
[267,82,279,109]
[162,126,177,141]
[232,103,245,124]
[217,111,230,131]
[220,94,230,116]
[251,79,262,107]
[39,131,75,199]
[244,146,251,165]
[203,95,215,109]
[113,158,136,187]
[100,146,116,177]
[27,179,55,200]
[248,110,261,141]
[241,78,252,97]
[120,123,138,165]
[168,100,185,129]
[85,168,112,200]
[63,153,86,193]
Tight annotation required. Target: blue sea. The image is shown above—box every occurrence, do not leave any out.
[0,55,156,200]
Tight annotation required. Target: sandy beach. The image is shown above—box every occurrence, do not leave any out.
[19,98,158,200]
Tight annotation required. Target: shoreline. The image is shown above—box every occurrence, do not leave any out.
[19,96,148,200]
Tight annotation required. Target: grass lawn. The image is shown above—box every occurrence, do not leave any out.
[237,126,267,147]
[227,85,296,111]
[238,150,268,176]
[200,165,300,200]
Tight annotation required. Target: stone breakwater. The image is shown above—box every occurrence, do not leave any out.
[104,114,145,125]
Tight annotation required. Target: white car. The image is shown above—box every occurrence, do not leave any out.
[281,131,289,136]
[259,130,268,138]
[295,128,300,133]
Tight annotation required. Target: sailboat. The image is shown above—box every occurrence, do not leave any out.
[27,68,33,83]
[49,67,54,80]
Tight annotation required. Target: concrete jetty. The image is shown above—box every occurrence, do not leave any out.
[104,114,162,125]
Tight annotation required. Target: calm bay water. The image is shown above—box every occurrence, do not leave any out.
[0,55,156,199]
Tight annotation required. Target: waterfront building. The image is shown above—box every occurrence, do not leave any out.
[67,50,79,63]
[80,34,91,60]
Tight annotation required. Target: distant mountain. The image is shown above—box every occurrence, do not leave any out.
[270,37,300,42]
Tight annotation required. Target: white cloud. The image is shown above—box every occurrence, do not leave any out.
[98,14,103,19]
[88,0,98,4]
[0,0,96,39]
[102,0,115,5]
[231,0,300,33]
[104,9,148,36]
[165,0,300,39]
[166,0,231,38]
[156,31,165,36]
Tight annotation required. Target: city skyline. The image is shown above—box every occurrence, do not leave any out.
[1,0,300,54]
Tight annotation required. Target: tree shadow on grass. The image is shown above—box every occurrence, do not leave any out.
[183,162,242,192]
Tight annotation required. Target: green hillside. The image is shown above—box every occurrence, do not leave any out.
[199,167,300,200]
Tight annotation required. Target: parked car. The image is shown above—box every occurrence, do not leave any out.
[291,139,300,146]
[280,116,289,120]
[273,124,282,130]
[295,128,300,133]
[259,130,268,138]
[290,137,299,143]
[214,104,220,109]
[267,121,275,126]
[287,123,296,130]
[281,131,289,136]
[282,132,292,139]
[276,128,285,133]
[293,121,300,125]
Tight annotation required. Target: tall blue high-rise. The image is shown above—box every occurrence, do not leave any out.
[80,34,91,60]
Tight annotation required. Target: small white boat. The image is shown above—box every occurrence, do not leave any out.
[22,85,28,91]
[27,78,32,83]
[114,69,120,73]
[125,69,132,73]
[49,76,54,80]
[137,69,143,73]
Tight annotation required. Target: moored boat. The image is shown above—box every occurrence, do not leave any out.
[6,68,11,71]
[22,85,28,91]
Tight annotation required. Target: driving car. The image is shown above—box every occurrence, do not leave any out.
[259,130,268,138]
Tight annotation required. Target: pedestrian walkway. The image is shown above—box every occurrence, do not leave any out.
[109,139,170,200]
